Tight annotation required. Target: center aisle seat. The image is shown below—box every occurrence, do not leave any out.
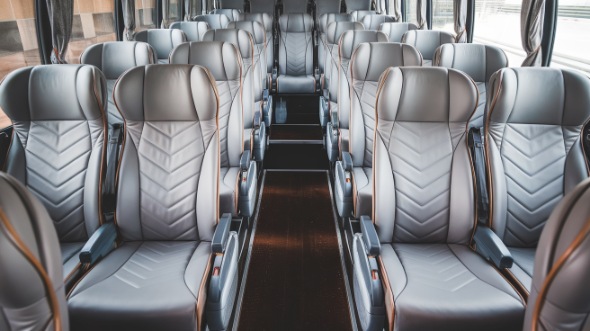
[239,12,274,74]
[134,29,186,63]
[276,13,316,94]
[401,30,455,66]
[194,14,231,29]
[361,14,395,30]
[333,42,422,219]
[379,22,418,42]
[170,42,258,218]
[170,21,210,41]
[68,65,240,331]
[350,67,526,331]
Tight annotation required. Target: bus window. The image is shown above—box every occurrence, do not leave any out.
[551,0,590,74]
[474,0,526,66]
[66,0,117,63]
[137,0,157,31]
[405,0,419,25]
[0,0,40,128]
[168,0,182,23]
[432,0,455,34]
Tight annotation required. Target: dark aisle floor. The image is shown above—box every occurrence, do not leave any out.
[236,171,353,331]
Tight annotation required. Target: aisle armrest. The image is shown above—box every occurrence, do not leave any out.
[360,216,381,256]
[239,151,258,217]
[473,225,513,269]
[79,223,117,265]
[334,152,353,218]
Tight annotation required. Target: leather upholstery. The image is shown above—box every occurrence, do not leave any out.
[228,21,267,89]
[379,22,418,42]
[374,67,525,330]
[194,14,231,29]
[170,21,210,41]
[134,29,186,63]
[434,43,508,128]
[277,13,316,93]
[361,14,395,30]
[80,41,157,126]
[401,30,455,65]
[323,21,364,89]
[211,8,242,21]
[350,10,376,21]
[0,64,107,285]
[239,12,274,73]
[68,64,220,331]
[318,14,353,75]
[523,178,590,331]
[348,42,421,218]
[0,172,69,331]
[170,41,245,215]
[485,68,590,293]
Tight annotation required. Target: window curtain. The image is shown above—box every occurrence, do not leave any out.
[417,0,427,29]
[390,0,401,21]
[521,0,545,66]
[161,0,171,28]
[454,0,467,42]
[184,0,192,21]
[122,0,136,41]
[46,0,73,63]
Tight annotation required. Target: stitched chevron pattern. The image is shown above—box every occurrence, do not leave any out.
[216,80,239,168]
[352,81,378,167]
[25,121,94,242]
[501,124,566,247]
[136,122,204,240]
[284,34,310,76]
[390,122,454,243]
[113,242,197,289]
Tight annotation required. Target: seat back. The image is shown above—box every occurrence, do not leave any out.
[278,13,314,77]
[170,21,210,41]
[379,22,418,42]
[401,30,454,64]
[228,20,267,89]
[211,8,242,21]
[249,0,275,14]
[80,41,157,126]
[361,14,395,30]
[194,14,231,29]
[0,172,69,331]
[434,43,508,128]
[134,29,186,63]
[0,65,107,245]
[323,21,364,93]
[350,10,375,21]
[318,13,352,74]
[373,67,477,244]
[113,64,219,242]
[349,43,422,168]
[239,12,274,73]
[170,42,244,169]
[218,0,244,10]
[315,0,343,20]
[485,68,590,248]
[523,178,590,331]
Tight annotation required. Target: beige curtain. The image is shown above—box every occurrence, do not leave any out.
[521,0,545,66]
[184,0,192,21]
[122,0,136,41]
[417,0,427,29]
[161,0,171,28]
[454,0,467,42]
[46,0,73,63]
[390,0,401,21]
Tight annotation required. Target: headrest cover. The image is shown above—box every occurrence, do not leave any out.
[339,30,388,60]
[203,29,254,60]
[279,13,314,33]
[193,14,230,29]
[402,30,455,60]
[170,41,241,81]
[114,64,218,122]
[134,29,186,59]
[379,22,419,42]
[488,68,590,126]
[81,41,156,79]
[376,67,477,123]
[434,43,508,83]
[361,14,395,30]
[0,64,106,121]
[326,21,364,44]
[351,43,422,81]
[228,21,266,44]
[319,13,352,33]
[169,21,210,41]
[238,13,273,32]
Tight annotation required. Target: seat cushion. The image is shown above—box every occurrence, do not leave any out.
[61,242,83,281]
[507,247,535,293]
[277,75,316,94]
[381,243,525,331]
[220,166,240,215]
[352,167,371,218]
[68,241,210,331]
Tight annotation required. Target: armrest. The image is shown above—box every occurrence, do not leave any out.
[253,110,261,129]
[334,155,353,217]
[240,151,252,171]
[473,226,513,269]
[360,216,381,256]
[79,223,117,264]
[263,88,269,102]
[239,154,258,217]
[341,151,353,171]
[331,110,339,130]
[212,213,232,254]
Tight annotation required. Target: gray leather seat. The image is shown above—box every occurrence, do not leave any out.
[523,177,590,331]
[249,0,275,14]
[239,12,274,73]
[353,67,525,331]
[68,64,240,331]
[170,21,210,41]
[134,29,186,63]
[402,30,455,66]
[361,14,395,30]
[334,43,421,219]
[0,172,69,331]
[277,13,316,94]
[485,68,590,297]
[433,43,508,128]
[379,22,418,42]
[315,0,342,21]
[194,14,231,29]
[211,8,242,21]
[318,13,352,76]
[350,9,375,21]
[80,41,157,127]
[0,64,107,288]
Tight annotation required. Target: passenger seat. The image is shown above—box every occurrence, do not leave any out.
[402,30,454,66]
[239,12,274,74]
[318,13,352,79]
[350,10,376,22]
[379,22,418,42]
[170,21,210,41]
[194,13,231,29]
[134,29,186,63]
[211,8,242,21]
[361,14,395,30]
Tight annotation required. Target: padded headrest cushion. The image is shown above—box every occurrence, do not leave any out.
[193,14,230,29]
[326,21,364,44]
[81,41,156,79]
[134,29,186,60]
[169,21,210,41]
[402,30,455,60]
[319,13,352,33]
[203,29,254,60]
[238,12,273,32]
[228,21,266,44]
[434,43,508,83]
[379,22,419,42]
[170,42,242,81]
[279,13,314,33]
[339,30,388,60]
[351,43,422,82]
[361,14,395,30]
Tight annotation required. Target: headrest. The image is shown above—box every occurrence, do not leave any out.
[203,29,254,60]
[193,14,230,29]
[170,41,241,82]
[376,67,477,123]
[238,12,273,32]
[434,43,508,83]
[350,10,376,22]
[81,41,156,79]
[361,14,395,30]
[488,68,590,126]
[0,64,106,122]
[279,13,314,33]
[319,13,352,33]
[351,43,422,81]
[339,30,388,60]
[134,29,186,59]
[228,21,266,44]
[170,21,210,41]
[326,21,364,44]
[379,22,419,42]
[114,64,218,122]
[210,8,242,21]
[401,30,455,60]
